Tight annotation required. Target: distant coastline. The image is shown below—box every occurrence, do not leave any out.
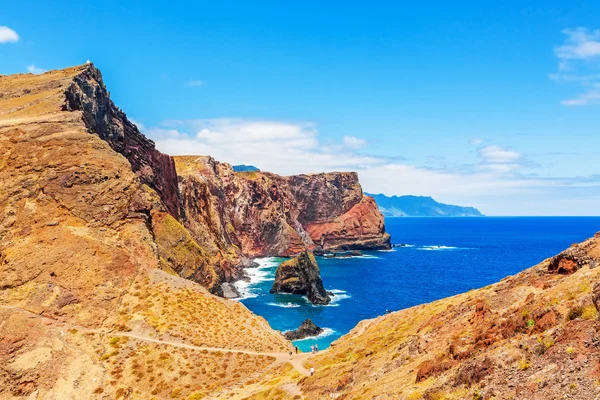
[366,193,483,217]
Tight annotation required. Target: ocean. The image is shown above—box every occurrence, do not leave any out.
[235,217,600,352]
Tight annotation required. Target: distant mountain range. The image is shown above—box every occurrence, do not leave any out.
[232,164,260,172]
[366,193,483,217]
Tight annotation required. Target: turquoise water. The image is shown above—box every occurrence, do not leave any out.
[235,217,600,351]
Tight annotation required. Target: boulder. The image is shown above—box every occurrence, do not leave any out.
[284,319,324,340]
[270,252,331,305]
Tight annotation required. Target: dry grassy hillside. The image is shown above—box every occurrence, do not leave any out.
[238,234,600,400]
[0,66,294,399]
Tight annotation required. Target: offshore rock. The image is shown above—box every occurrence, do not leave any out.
[284,319,324,340]
[270,252,331,305]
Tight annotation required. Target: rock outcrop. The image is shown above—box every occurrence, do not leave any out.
[174,156,391,258]
[0,65,292,399]
[270,252,331,305]
[284,319,324,340]
[0,63,388,300]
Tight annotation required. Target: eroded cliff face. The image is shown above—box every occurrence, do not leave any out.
[175,156,391,258]
[0,65,291,399]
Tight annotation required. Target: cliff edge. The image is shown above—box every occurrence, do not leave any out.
[175,156,391,258]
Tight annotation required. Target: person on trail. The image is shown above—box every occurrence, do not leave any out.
[295,346,299,354]
[310,367,315,376]
[315,344,319,352]
[311,345,315,354]
[289,351,293,359]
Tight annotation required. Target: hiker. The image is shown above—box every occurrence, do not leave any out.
[289,351,293,359]
[310,367,314,376]
[311,345,315,354]
[315,344,318,353]
[295,346,299,354]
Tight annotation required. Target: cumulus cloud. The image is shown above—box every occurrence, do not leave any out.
[154,119,382,175]
[144,117,600,215]
[186,79,205,87]
[560,84,600,106]
[552,28,600,106]
[478,145,522,164]
[26,65,46,74]
[0,26,19,43]
[343,136,366,149]
[555,28,600,61]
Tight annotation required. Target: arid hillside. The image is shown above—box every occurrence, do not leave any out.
[3,64,599,400]
[0,65,297,399]
[231,233,600,399]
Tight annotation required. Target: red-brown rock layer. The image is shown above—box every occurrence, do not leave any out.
[174,156,391,259]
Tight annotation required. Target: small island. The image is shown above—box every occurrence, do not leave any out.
[270,251,331,305]
[284,319,324,340]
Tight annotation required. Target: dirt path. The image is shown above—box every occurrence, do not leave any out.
[101,330,313,376]
[0,304,314,376]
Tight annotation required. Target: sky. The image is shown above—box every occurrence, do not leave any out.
[2,1,600,215]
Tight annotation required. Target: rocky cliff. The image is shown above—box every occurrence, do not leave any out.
[0,63,387,299]
[0,65,291,399]
[270,251,331,305]
[175,156,391,259]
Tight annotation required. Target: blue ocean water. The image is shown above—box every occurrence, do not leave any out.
[236,217,600,352]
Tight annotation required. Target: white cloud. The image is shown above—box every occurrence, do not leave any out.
[186,79,205,87]
[555,28,600,60]
[552,28,600,106]
[146,118,600,215]
[478,145,522,164]
[0,26,19,43]
[147,128,187,140]
[560,87,600,106]
[26,65,46,74]
[152,119,382,175]
[343,136,366,148]
[470,138,484,146]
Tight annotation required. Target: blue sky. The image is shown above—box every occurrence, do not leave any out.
[2,1,600,215]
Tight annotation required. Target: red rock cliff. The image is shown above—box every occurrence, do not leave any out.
[0,63,388,298]
[175,156,391,258]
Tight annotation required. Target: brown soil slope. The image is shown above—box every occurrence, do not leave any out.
[238,233,600,400]
[0,65,292,399]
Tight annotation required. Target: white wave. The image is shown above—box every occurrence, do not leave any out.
[233,257,281,300]
[417,245,473,251]
[267,302,301,308]
[377,248,397,252]
[290,327,336,341]
[231,280,259,301]
[307,289,351,307]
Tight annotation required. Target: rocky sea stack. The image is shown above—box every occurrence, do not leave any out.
[270,252,331,305]
[284,319,324,340]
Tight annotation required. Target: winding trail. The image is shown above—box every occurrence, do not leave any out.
[0,305,315,376]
